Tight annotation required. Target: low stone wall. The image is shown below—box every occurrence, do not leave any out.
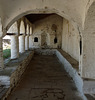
[1,51,34,100]
[55,49,87,100]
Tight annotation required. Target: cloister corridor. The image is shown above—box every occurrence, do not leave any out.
[1,1,95,100]
[7,54,83,100]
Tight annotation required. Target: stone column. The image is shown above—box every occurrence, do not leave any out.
[29,35,33,49]
[19,35,25,53]
[0,38,4,68]
[25,35,29,50]
[11,35,19,59]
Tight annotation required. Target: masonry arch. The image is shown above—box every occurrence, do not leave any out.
[7,21,18,35]
[20,19,25,35]
[0,5,82,76]
[5,8,80,34]
[1,8,82,70]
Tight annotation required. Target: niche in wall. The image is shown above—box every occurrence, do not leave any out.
[34,37,38,42]
[54,37,57,44]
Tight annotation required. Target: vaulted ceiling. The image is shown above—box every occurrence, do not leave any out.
[25,14,53,23]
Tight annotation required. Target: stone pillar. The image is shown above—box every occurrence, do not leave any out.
[29,35,33,49]
[19,35,25,53]
[0,38,4,68]
[25,35,29,50]
[81,34,95,79]
[11,35,19,59]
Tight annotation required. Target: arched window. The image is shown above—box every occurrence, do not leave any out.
[54,37,57,44]
[34,37,38,42]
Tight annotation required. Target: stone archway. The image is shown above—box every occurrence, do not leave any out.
[1,6,83,72]
[4,7,81,34]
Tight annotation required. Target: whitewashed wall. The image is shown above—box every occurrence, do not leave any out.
[33,14,63,48]
[62,19,80,61]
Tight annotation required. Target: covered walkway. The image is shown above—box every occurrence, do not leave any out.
[7,54,83,100]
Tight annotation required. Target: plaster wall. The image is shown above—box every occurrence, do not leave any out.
[33,14,63,48]
[62,19,80,61]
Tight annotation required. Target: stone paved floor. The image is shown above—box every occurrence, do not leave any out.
[7,55,83,100]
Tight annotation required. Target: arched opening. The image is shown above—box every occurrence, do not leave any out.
[4,12,80,71]
[6,21,19,59]
[20,19,25,35]
[2,12,80,75]
[34,37,38,42]
[54,37,57,44]
[3,8,81,63]
[3,35,11,59]
[0,6,86,100]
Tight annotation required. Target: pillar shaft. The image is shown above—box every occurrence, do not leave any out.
[25,35,29,50]
[81,34,95,79]
[11,35,19,59]
[19,35,25,53]
[29,35,33,49]
[0,38,4,68]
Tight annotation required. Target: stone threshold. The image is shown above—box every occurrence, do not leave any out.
[0,50,34,100]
